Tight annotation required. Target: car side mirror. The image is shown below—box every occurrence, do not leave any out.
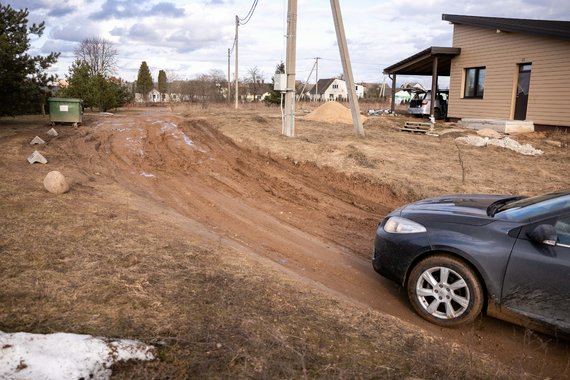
[528,224,558,246]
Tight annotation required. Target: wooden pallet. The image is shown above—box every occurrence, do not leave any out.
[400,121,432,133]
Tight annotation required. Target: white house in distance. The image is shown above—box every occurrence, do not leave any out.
[308,78,365,101]
[134,88,183,103]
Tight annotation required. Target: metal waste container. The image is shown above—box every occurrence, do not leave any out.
[48,98,83,126]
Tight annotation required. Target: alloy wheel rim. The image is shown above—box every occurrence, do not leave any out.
[415,266,470,320]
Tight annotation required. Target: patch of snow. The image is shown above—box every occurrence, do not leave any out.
[0,331,155,380]
[160,122,178,133]
[140,171,155,178]
[183,134,194,146]
[455,136,543,156]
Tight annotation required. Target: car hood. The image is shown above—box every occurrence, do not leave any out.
[399,194,513,224]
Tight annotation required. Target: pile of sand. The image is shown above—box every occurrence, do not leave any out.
[303,101,366,124]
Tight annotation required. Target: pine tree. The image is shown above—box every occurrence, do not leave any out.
[158,70,167,101]
[136,61,153,102]
[0,4,60,115]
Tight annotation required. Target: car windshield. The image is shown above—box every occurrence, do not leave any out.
[494,190,570,222]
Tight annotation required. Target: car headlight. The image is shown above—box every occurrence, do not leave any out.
[383,216,427,234]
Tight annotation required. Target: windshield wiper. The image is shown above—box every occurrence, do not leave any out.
[487,197,524,217]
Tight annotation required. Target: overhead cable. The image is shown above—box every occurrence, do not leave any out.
[238,0,259,25]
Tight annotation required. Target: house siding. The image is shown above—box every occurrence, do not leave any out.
[448,24,570,127]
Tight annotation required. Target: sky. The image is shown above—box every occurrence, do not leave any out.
[9,0,570,87]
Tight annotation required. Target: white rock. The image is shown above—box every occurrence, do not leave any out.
[43,171,70,194]
[27,151,47,164]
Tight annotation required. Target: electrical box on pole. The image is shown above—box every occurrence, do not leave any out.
[274,74,287,92]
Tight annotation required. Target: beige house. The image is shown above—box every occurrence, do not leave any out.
[385,15,570,131]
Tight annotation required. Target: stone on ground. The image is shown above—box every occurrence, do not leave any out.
[47,128,59,137]
[44,171,70,194]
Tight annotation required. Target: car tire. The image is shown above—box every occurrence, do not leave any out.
[407,254,483,327]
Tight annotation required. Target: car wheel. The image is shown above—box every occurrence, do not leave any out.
[407,254,483,327]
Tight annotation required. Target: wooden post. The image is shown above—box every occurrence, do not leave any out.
[330,0,364,137]
[391,74,396,113]
[430,56,439,121]
[227,48,231,103]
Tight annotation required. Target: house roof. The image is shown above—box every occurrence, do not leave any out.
[310,78,337,95]
[383,46,461,76]
[442,14,570,41]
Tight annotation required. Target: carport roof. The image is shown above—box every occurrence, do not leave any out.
[383,46,460,76]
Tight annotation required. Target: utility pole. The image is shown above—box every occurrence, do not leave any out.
[297,58,318,101]
[330,0,365,137]
[234,15,239,109]
[227,48,231,104]
[283,0,297,137]
[315,57,320,100]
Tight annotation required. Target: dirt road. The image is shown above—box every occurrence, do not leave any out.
[28,110,570,377]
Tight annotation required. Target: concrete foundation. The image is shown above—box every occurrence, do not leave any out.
[459,118,534,134]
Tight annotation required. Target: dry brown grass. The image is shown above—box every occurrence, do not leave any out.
[204,104,569,202]
[0,169,515,379]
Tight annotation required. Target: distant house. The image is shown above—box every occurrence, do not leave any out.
[385,14,570,130]
[244,83,273,102]
[309,78,365,101]
[135,88,173,103]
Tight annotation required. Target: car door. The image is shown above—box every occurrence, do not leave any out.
[501,214,570,332]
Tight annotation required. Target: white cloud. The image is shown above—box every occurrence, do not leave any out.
[6,0,570,84]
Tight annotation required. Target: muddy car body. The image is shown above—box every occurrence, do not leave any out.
[373,190,570,337]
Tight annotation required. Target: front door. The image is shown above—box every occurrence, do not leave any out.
[501,214,570,334]
[514,63,532,120]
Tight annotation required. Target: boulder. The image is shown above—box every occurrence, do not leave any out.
[43,171,70,194]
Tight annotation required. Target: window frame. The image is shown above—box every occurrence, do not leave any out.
[463,67,486,99]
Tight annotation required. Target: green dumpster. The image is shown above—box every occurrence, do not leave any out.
[48,98,83,126]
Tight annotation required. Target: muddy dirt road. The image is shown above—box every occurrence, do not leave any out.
[53,110,570,377]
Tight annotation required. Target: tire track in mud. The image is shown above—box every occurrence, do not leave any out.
[71,113,570,378]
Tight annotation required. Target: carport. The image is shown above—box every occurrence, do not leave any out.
[383,46,460,119]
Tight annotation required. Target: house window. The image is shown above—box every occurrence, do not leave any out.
[464,67,486,98]
[332,84,338,89]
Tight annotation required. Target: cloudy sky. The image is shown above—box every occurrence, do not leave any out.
[10,0,570,86]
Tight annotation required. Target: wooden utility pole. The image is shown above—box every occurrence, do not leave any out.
[227,48,231,103]
[283,0,297,137]
[315,57,320,100]
[234,15,239,109]
[330,0,365,137]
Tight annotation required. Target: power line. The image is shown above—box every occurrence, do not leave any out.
[238,0,259,25]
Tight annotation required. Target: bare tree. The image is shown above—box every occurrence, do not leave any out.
[245,66,265,99]
[75,37,118,77]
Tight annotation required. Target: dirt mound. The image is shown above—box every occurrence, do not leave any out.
[304,101,366,124]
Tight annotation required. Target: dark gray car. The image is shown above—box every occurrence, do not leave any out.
[372,190,570,337]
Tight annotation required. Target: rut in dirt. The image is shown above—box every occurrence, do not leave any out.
[81,115,398,259]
